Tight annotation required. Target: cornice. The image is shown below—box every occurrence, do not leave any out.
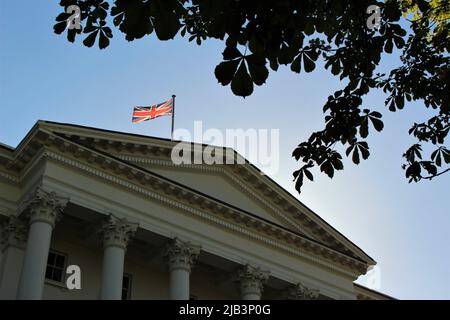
[0,170,19,183]
[0,128,47,182]
[354,284,395,300]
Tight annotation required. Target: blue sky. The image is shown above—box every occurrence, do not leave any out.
[1,2,449,299]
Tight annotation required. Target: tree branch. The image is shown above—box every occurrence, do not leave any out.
[420,167,450,180]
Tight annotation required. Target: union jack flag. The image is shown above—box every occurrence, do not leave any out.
[132,98,174,123]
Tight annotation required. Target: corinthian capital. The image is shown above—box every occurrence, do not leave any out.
[287,282,320,300]
[164,238,201,272]
[1,216,28,251]
[23,186,69,228]
[99,214,138,250]
[234,264,270,297]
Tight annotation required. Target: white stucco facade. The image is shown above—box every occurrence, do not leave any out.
[0,121,389,300]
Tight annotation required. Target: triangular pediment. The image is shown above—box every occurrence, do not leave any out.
[28,120,375,266]
[127,163,305,233]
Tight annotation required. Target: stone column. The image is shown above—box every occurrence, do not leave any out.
[286,282,320,300]
[0,217,28,299]
[234,264,269,300]
[98,214,138,300]
[16,187,68,300]
[164,238,201,300]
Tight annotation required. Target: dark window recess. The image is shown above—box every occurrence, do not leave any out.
[122,274,132,300]
[45,250,67,283]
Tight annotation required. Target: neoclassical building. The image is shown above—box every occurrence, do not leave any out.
[0,121,390,300]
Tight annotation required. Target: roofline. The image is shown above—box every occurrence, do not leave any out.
[40,120,197,146]
[0,142,14,151]
[354,283,397,300]
[1,121,41,156]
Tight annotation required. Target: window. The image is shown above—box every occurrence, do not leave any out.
[122,273,132,300]
[45,250,67,283]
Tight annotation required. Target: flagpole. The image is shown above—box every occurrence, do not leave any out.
[171,94,176,140]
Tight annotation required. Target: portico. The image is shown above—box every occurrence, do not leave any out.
[0,121,381,300]
[2,199,332,300]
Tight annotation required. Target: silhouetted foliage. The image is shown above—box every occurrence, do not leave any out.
[54,0,449,193]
